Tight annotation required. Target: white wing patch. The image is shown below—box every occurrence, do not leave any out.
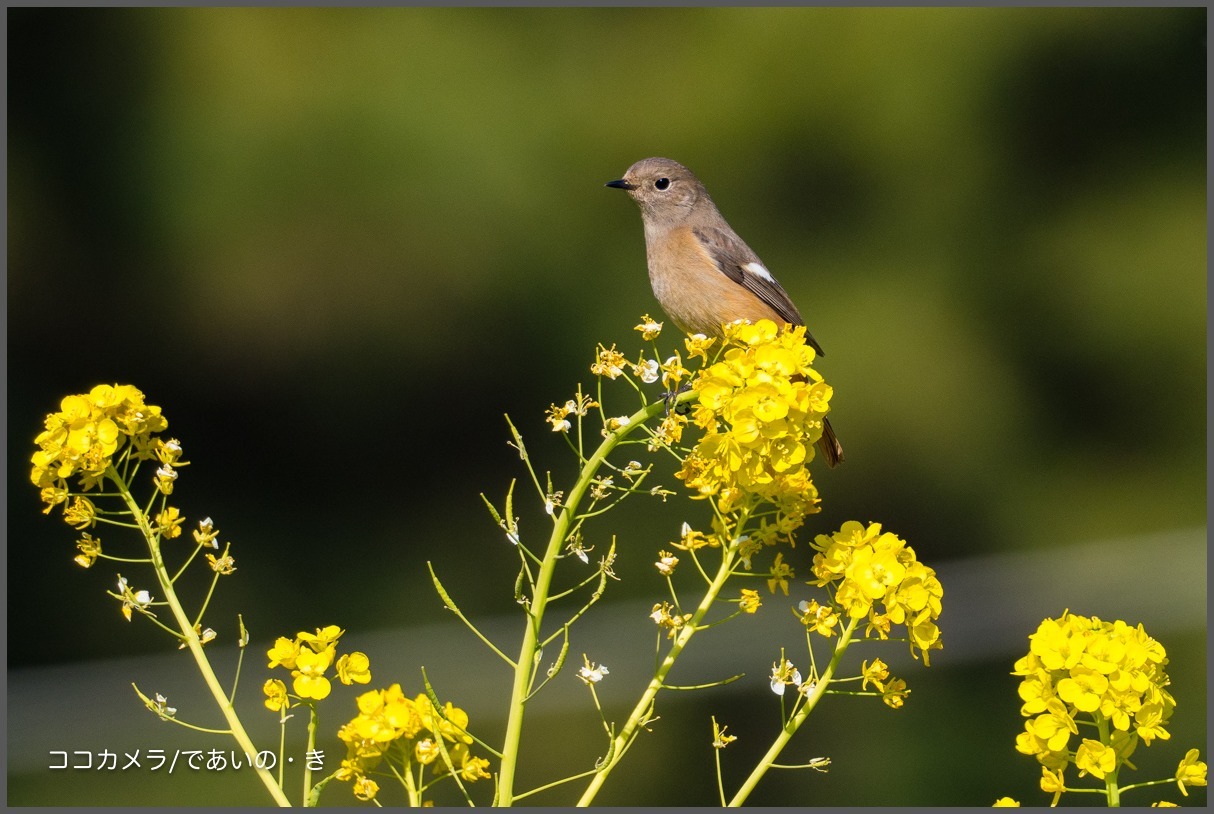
[743,261,775,283]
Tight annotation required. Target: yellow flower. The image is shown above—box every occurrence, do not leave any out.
[63,496,96,529]
[1175,749,1207,796]
[431,742,477,779]
[631,357,660,383]
[349,689,402,745]
[267,637,301,670]
[650,602,692,639]
[684,333,717,362]
[766,552,794,595]
[31,384,165,501]
[546,402,573,433]
[724,318,780,347]
[634,314,663,340]
[1057,666,1109,713]
[1135,698,1173,744]
[848,535,906,601]
[660,353,690,389]
[865,613,892,640]
[671,521,717,551]
[1075,738,1116,779]
[654,550,679,576]
[1013,610,1183,792]
[155,506,184,539]
[292,646,334,700]
[206,552,236,574]
[417,696,474,744]
[808,521,942,661]
[712,722,737,749]
[153,437,186,466]
[1016,666,1057,716]
[603,415,631,434]
[414,737,440,765]
[587,477,611,503]
[769,657,801,696]
[1029,699,1078,753]
[153,465,178,496]
[861,658,890,691]
[263,679,290,712]
[992,798,1020,807]
[1029,614,1087,673]
[890,561,943,622]
[381,685,424,739]
[590,344,627,379]
[74,533,102,568]
[460,752,492,782]
[1040,766,1066,806]
[1015,724,1046,758]
[797,599,839,638]
[547,393,599,433]
[116,575,153,622]
[298,625,344,653]
[334,757,364,783]
[647,411,688,451]
[337,652,372,685]
[908,609,943,665]
[738,588,762,614]
[193,517,220,549]
[39,485,68,512]
[881,677,909,709]
[352,776,379,802]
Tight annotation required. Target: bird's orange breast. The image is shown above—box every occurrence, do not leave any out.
[647,226,784,337]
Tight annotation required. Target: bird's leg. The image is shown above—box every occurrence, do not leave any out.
[662,383,693,416]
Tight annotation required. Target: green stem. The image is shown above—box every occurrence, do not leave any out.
[576,518,745,807]
[713,717,727,806]
[304,703,318,806]
[1098,717,1120,806]
[727,617,859,807]
[393,755,421,807]
[496,396,679,806]
[108,465,291,807]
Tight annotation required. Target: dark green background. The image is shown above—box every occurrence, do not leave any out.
[8,7,1206,807]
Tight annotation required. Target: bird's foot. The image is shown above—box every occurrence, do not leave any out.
[662,383,693,416]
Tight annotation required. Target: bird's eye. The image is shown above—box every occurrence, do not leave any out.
[654,177,671,191]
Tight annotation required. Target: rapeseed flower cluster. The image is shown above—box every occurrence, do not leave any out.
[264,625,371,704]
[335,684,490,801]
[31,384,171,508]
[808,521,943,664]
[677,319,831,518]
[31,384,219,574]
[1011,611,1205,803]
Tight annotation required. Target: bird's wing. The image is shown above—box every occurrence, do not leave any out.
[692,224,825,356]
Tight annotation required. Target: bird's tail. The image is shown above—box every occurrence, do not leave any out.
[817,417,844,469]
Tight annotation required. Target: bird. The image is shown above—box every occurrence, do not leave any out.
[605,156,843,468]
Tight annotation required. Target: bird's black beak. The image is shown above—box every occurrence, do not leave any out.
[605,179,636,190]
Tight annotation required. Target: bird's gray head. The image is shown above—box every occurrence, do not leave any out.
[605,157,712,224]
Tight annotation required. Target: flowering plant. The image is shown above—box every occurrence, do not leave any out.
[32,318,946,806]
[29,385,488,806]
[998,611,1206,807]
[456,317,943,805]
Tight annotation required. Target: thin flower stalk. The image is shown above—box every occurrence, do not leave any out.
[109,464,291,806]
[727,617,858,806]
[496,392,692,806]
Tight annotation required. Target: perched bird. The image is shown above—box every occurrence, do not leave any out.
[606,156,843,468]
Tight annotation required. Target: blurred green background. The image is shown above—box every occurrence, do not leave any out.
[7,7,1206,807]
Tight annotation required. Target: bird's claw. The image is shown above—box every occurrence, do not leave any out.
[662,383,693,416]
